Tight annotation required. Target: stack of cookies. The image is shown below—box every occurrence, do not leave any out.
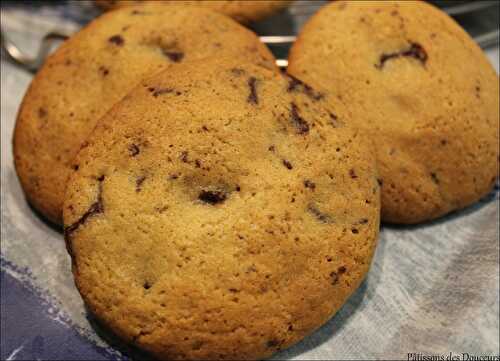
[12,1,498,360]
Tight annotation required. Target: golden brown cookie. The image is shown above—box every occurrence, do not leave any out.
[13,4,276,224]
[63,57,380,360]
[288,0,499,224]
[94,0,293,23]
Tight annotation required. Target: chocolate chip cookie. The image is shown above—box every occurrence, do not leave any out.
[63,57,380,360]
[13,4,276,224]
[288,0,499,224]
[95,0,293,23]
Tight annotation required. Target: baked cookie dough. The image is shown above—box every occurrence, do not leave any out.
[63,57,380,360]
[13,4,275,224]
[288,0,499,224]
[95,0,293,23]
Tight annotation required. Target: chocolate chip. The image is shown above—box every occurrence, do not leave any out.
[64,177,105,238]
[108,35,124,46]
[376,42,427,69]
[136,176,146,192]
[163,51,184,63]
[247,76,258,105]
[283,159,293,170]
[286,74,324,101]
[231,68,245,76]
[330,271,339,285]
[38,107,47,118]
[290,102,309,134]
[329,112,340,127]
[308,204,333,223]
[98,66,109,76]
[180,151,189,163]
[266,339,280,348]
[128,144,140,157]
[304,180,316,190]
[430,172,440,184]
[151,88,174,97]
[198,190,226,205]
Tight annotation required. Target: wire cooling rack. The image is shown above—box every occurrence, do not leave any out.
[1,0,499,71]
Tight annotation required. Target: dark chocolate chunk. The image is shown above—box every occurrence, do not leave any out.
[108,35,124,46]
[308,204,333,223]
[98,66,109,77]
[38,108,47,118]
[247,77,259,104]
[198,190,226,205]
[163,51,184,63]
[64,176,105,238]
[376,42,428,69]
[151,88,174,97]
[136,176,146,192]
[430,172,440,184]
[180,151,189,163]
[286,74,324,101]
[304,180,316,190]
[283,159,293,170]
[290,102,309,134]
[230,68,245,76]
[266,339,280,348]
[128,144,140,157]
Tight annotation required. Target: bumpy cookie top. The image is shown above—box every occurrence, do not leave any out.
[95,0,293,23]
[13,4,275,224]
[63,58,380,360]
[288,0,499,224]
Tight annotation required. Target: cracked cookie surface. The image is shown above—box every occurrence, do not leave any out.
[288,0,499,224]
[13,4,275,224]
[94,0,293,23]
[63,57,380,360]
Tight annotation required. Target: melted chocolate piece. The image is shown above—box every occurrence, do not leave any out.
[136,176,146,192]
[128,144,140,157]
[376,42,428,69]
[304,180,316,190]
[247,77,258,104]
[163,51,184,63]
[308,204,333,223]
[290,102,309,134]
[198,190,226,205]
[286,74,324,101]
[108,35,124,46]
[283,159,293,170]
[65,177,105,238]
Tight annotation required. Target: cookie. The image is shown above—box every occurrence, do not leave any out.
[63,57,380,360]
[94,0,293,23]
[288,0,499,224]
[13,4,276,224]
